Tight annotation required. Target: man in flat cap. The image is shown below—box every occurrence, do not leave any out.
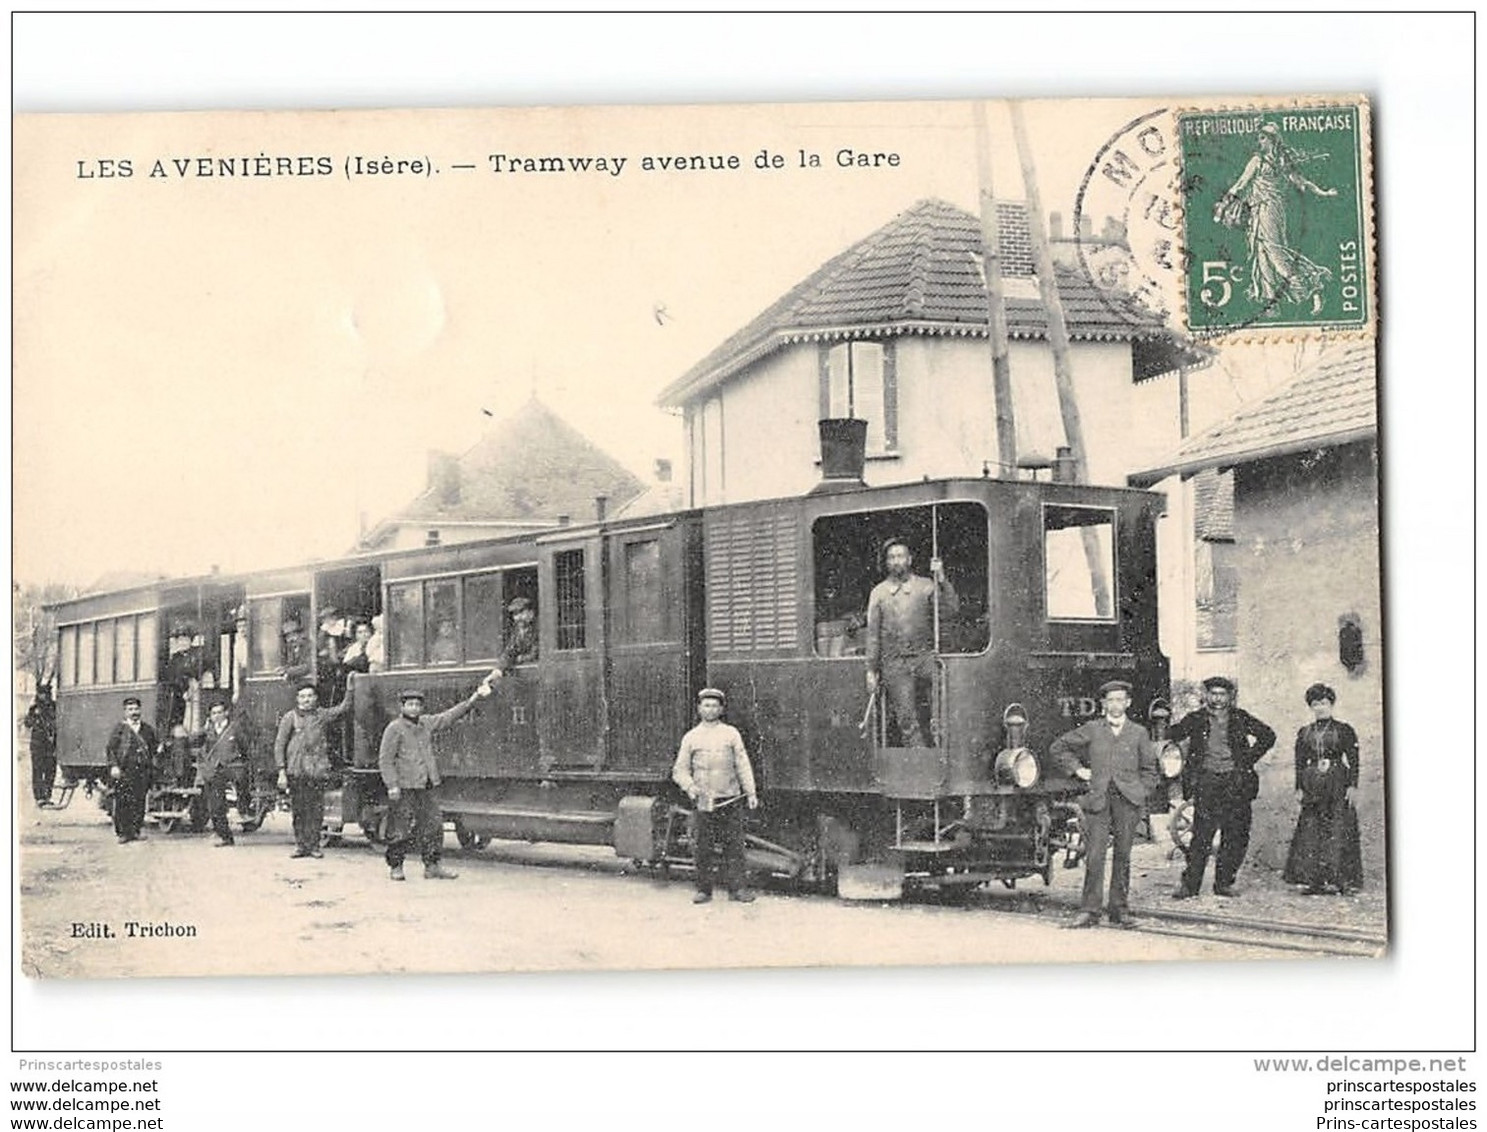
[105,696,159,844]
[864,537,959,747]
[490,596,538,679]
[672,689,759,904]
[379,675,494,882]
[274,679,353,859]
[1049,680,1161,928]
[1167,676,1276,898]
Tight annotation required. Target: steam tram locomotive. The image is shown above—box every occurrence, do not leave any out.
[48,466,1171,898]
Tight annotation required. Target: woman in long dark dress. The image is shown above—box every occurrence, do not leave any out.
[1284,683,1363,894]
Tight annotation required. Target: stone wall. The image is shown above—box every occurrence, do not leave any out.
[1231,441,1384,886]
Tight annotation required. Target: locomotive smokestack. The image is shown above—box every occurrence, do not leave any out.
[810,418,868,495]
[594,495,608,522]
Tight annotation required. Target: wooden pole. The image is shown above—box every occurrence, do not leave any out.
[1011,101,1111,615]
[973,101,1017,476]
[1010,100,1089,484]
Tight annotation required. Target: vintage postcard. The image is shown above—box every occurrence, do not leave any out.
[14,95,1383,979]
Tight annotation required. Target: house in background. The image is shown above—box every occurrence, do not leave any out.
[361,396,647,552]
[1134,339,1382,884]
[655,198,1210,505]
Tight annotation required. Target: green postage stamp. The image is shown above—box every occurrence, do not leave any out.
[1178,104,1370,333]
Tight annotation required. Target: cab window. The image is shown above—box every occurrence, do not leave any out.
[811,502,989,657]
[1043,505,1116,621]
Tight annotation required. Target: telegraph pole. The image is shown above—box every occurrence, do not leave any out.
[973,101,1018,475]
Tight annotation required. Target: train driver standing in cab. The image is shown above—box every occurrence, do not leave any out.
[490,596,538,680]
[864,538,958,747]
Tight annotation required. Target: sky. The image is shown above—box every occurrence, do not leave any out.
[14,97,1148,587]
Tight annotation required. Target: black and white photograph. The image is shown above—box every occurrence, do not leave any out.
[15,91,1387,981]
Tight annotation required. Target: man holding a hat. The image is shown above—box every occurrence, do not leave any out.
[378,675,495,882]
[105,696,159,844]
[672,688,758,904]
[1167,676,1276,898]
[1049,680,1161,929]
[274,680,354,859]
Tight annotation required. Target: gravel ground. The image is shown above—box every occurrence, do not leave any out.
[17,797,1378,980]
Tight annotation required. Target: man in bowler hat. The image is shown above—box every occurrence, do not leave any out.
[1049,680,1161,928]
[1167,676,1276,898]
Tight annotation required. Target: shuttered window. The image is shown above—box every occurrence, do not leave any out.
[705,508,799,654]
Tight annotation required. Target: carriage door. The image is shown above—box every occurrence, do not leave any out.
[537,534,606,769]
[607,522,693,775]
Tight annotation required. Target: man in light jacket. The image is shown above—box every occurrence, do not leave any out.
[379,677,493,882]
[672,688,759,904]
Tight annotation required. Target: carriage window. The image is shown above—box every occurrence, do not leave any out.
[77,623,97,686]
[250,598,283,673]
[555,549,587,650]
[136,616,158,682]
[1044,505,1116,621]
[812,502,990,658]
[58,625,77,689]
[388,582,423,667]
[620,539,664,643]
[424,579,460,665]
[116,616,137,684]
[95,619,116,685]
[463,572,504,661]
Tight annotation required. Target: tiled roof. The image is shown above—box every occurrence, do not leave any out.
[1132,340,1377,485]
[381,397,645,529]
[657,198,1201,406]
[1193,467,1235,542]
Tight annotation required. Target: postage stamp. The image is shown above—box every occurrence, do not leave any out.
[1177,104,1371,333]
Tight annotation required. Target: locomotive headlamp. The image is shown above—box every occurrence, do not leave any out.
[994,747,1040,789]
[1158,741,1184,779]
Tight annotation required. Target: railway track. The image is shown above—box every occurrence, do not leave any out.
[968,888,1386,958]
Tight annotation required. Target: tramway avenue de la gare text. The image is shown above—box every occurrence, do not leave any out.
[72,147,901,181]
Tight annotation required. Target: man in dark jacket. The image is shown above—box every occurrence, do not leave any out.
[190,700,253,847]
[1167,676,1276,898]
[379,676,493,882]
[274,680,353,859]
[24,683,57,807]
[105,696,158,843]
[1049,680,1161,928]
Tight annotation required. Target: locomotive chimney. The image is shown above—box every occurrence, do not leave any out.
[1052,446,1078,484]
[594,494,608,522]
[810,418,868,495]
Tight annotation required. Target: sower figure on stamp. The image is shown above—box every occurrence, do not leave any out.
[274,679,353,860]
[23,683,57,807]
[864,538,958,747]
[379,676,494,882]
[190,700,252,847]
[1050,680,1161,929]
[672,688,759,904]
[1168,676,1276,898]
[106,696,158,844]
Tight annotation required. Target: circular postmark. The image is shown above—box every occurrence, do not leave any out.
[1073,109,1187,332]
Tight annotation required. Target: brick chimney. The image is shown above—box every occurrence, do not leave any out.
[654,458,673,484]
